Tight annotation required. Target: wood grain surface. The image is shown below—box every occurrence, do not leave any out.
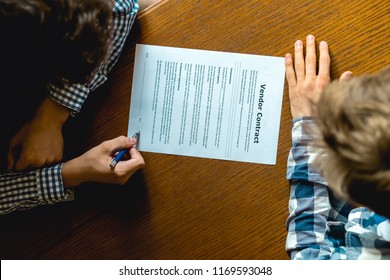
[1,0,389,260]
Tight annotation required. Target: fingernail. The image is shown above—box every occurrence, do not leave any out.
[320,41,327,47]
[295,40,302,47]
[346,71,353,77]
[307,35,314,42]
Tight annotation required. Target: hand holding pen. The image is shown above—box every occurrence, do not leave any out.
[109,132,140,168]
[62,135,144,187]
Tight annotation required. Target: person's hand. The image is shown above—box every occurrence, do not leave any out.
[62,136,145,187]
[285,34,353,118]
[7,97,69,171]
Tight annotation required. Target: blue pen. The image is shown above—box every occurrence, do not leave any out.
[109,132,140,168]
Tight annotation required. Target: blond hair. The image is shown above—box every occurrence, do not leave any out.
[314,67,390,217]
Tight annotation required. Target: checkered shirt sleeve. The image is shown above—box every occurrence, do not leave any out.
[0,164,65,215]
[48,0,139,114]
[286,118,350,260]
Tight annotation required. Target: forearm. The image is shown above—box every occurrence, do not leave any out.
[37,97,70,125]
[62,157,89,187]
[286,118,334,259]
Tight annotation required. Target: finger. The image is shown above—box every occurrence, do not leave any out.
[339,71,353,81]
[305,34,317,79]
[15,156,31,171]
[6,149,16,171]
[294,39,305,81]
[103,136,136,153]
[285,53,297,90]
[116,148,145,170]
[129,147,145,167]
[6,135,20,170]
[318,41,331,78]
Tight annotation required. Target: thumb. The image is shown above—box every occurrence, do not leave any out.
[339,71,353,81]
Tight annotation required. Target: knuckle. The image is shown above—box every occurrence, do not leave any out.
[138,159,145,168]
[101,139,114,151]
[286,72,295,81]
[134,156,145,168]
[306,57,316,64]
[118,135,129,145]
[303,81,315,91]
[317,77,330,89]
[101,140,110,149]
[321,56,330,64]
[33,159,45,167]
[319,76,330,84]
[295,60,303,67]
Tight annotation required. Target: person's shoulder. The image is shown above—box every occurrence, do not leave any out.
[345,207,390,259]
[346,207,390,246]
[348,207,388,226]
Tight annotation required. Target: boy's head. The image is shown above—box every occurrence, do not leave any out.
[0,0,113,91]
[315,67,390,218]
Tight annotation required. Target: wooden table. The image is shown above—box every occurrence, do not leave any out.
[1,0,389,260]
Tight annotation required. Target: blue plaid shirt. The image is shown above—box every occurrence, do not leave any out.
[287,118,390,259]
[0,0,138,215]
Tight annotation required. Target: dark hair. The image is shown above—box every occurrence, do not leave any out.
[0,0,112,90]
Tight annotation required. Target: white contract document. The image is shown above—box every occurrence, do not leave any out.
[128,44,285,164]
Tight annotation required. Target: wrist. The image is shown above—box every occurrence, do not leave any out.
[37,97,70,125]
[62,157,88,187]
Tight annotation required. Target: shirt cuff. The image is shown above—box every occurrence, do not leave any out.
[114,0,139,15]
[287,118,327,185]
[291,117,316,145]
[48,83,90,115]
[292,116,315,125]
[36,164,67,204]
